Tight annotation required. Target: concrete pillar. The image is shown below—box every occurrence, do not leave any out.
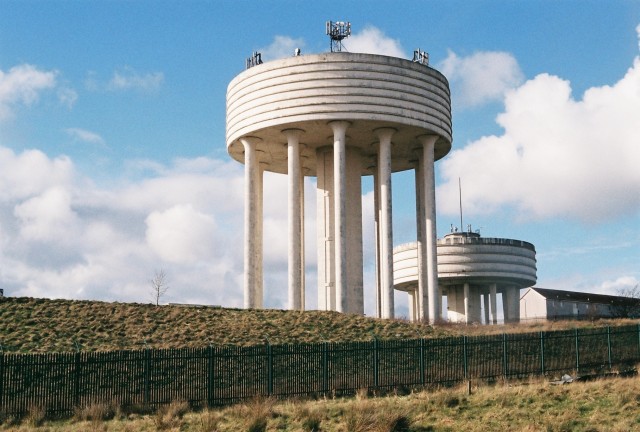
[345,147,364,314]
[483,291,490,324]
[329,121,349,313]
[299,164,306,309]
[490,283,498,324]
[284,129,304,311]
[373,170,381,318]
[418,135,440,323]
[414,158,427,322]
[408,290,417,322]
[316,147,334,311]
[463,283,470,324]
[240,136,263,309]
[375,128,396,319]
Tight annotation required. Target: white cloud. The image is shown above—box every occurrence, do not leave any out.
[260,35,305,61]
[14,187,78,242]
[345,26,406,58]
[438,55,640,224]
[65,128,105,145]
[107,67,164,92]
[145,204,217,264]
[0,64,57,120]
[438,50,524,109]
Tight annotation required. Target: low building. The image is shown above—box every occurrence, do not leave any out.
[520,287,640,321]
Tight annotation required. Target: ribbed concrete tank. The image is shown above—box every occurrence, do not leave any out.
[226,52,452,320]
[393,232,537,323]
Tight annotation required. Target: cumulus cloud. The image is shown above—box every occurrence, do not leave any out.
[438,54,640,224]
[14,187,78,242]
[0,64,57,120]
[438,50,524,109]
[65,128,105,145]
[146,204,217,263]
[345,26,406,58]
[260,35,305,61]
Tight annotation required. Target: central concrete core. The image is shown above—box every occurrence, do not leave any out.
[226,52,452,321]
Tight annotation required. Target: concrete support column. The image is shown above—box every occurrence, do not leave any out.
[373,171,381,318]
[463,283,470,324]
[418,135,440,323]
[490,283,498,324]
[329,121,349,313]
[240,136,263,309]
[375,128,396,319]
[483,292,490,324]
[408,289,418,322]
[284,129,304,311]
[414,159,427,322]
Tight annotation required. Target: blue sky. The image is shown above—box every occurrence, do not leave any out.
[0,1,638,317]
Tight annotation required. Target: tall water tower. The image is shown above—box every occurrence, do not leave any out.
[226,22,452,322]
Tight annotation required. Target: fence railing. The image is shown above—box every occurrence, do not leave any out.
[1,324,639,415]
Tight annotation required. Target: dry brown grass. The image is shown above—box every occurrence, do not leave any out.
[4,373,640,430]
[1,296,633,353]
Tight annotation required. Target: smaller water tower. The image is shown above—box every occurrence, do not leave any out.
[393,228,537,324]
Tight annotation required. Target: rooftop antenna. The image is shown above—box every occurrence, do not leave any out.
[326,20,351,52]
[459,177,463,235]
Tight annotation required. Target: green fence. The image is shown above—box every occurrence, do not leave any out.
[1,324,639,415]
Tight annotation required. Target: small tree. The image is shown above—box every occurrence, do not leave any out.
[611,284,640,318]
[150,269,169,306]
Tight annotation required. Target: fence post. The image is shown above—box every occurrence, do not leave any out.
[419,338,425,386]
[322,342,329,395]
[266,340,273,396]
[540,331,545,376]
[463,336,468,380]
[575,328,580,375]
[74,343,81,408]
[606,326,612,371]
[502,333,508,379]
[373,338,379,388]
[207,344,214,408]
[144,345,151,408]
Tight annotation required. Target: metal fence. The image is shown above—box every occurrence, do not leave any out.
[1,324,639,415]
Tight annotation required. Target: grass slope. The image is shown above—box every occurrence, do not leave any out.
[1,296,636,353]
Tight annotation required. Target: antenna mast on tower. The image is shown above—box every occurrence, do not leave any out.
[326,21,351,52]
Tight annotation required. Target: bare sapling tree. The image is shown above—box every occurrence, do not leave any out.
[150,269,169,306]
[612,284,640,318]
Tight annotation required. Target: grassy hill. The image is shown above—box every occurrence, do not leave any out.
[0,296,634,353]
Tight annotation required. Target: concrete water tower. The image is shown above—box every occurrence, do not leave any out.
[393,228,537,323]
[226,23,452,322]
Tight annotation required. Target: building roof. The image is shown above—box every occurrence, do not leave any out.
[525,287,640,306]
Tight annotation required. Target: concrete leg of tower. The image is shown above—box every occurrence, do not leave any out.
[240,136,263,309]
[483,291,490,324]
[375,128,396,319]
[447,286,465,323]
[330,121,349,313]
[468,285,482,323]
[408,289,418,322]
[345,147,364,314]
[373,172,381,318]
[284,129,304,311]
[418,135,440,323]
[490,283,498,324]
[503,287,520,323]
[316,129,363,315]
[414,157,427,322]
[463,283,471,324]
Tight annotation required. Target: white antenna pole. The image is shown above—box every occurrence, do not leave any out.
[459,177,463,234]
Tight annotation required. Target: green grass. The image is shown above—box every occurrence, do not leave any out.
[0,296,636,353]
